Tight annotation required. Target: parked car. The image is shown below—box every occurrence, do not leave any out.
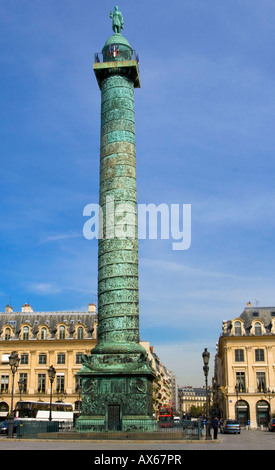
[0,419,20,435]
[221,419,241,434]
[268,418,275,432]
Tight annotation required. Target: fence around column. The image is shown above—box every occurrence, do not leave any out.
[16,419,202,440]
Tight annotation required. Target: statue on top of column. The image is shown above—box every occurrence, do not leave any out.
[110,6,124,34]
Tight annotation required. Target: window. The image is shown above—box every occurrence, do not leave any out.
[76,353,83,364]
[254,322,262,335]
[23,326,29,340]
[38,374,46,393]
[256,372,266,392]
[75,376,82,391]
[40,328,47,340]
[77,327,84,340]
[255,349,265,362]
[236,371,246,392]
[4,328,11,340]
[1,375,9,393]
[235,349,244,362]
[38,354,47,365]
[19,373,27,393]
[56,375,65,393]
[57,353,65,365]
[21,354,29,365]
[59,326,65,340]
[234,321,242,335]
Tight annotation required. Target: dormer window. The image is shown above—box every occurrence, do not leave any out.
[254,322,262,335]
[77,327,84,339]
[4,328,11,340]
[234,321,242,335]
[23,326,29,340]
[40,327,47,340]
[59,325,65,339]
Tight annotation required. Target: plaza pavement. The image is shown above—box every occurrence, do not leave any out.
[0,428,274,451]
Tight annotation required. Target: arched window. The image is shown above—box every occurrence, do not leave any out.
[23,326,29,340]
[59,325,65,340]
[77,327,84,340]
[254,322,262,335]
[256,400,270,427]
[41,327,47,340]
[234,321,242,336]
[5,328,11,340]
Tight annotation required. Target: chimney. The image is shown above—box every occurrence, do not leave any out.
[22,303,33,313]
[5,305,13,314]
[88,303,96,313]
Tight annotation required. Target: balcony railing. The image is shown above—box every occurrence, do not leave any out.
[94,50,139,64]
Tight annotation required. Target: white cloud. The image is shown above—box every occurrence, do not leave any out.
[39,232,82,244]
[28,282,62,295]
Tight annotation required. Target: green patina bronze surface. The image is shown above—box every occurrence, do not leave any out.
[77,8,156,432]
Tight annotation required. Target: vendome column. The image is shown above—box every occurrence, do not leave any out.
[77,7,156,433]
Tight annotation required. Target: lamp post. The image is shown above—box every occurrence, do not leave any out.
[264,388,275,421]
[8,351,20,438]
[235,383,240,421]
[48,365,56,421]
[18,378,24,401]
[76,384,82,414]
[202,348,211,440]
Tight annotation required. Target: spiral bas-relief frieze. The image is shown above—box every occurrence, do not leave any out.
[99,261,138,279]
[101,119,135,136]
[97,302,139,319]
[97,315,139,334]
[101,82,134,103]
[98,289,139,306]
[100,162,136,181]
[100,175,137,194]
[97,71,141,346]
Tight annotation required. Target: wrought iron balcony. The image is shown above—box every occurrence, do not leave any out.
[94,50,139,64]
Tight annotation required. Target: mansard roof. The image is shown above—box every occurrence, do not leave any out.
[222,306,275,336]
[0,304,98,339]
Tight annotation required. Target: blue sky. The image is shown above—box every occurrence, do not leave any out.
[1,0,275,386]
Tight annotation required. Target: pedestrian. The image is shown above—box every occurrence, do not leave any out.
[211,416,219,439]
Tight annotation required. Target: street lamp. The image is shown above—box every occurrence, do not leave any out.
[18,378,24,401]
[48,365,56,421]
[235,383,240,421]
[202,348,211,440]
[264,388,275,421]
[76,384,82,414]
[8,351,20,438]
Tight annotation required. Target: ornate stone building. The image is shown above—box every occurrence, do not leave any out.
[214,303,275,428]
[0,303,97,420]
[0,304,173,421]
[143,344,175,415]
[178,386,212,417]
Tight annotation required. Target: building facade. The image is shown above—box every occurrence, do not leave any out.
[0,303,97,420]
[214,303,275,428]
[178,386,211,418]
[0,304,173,421]
[143,345,175,415]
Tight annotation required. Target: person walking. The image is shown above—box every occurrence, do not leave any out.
[211,416,219,439]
